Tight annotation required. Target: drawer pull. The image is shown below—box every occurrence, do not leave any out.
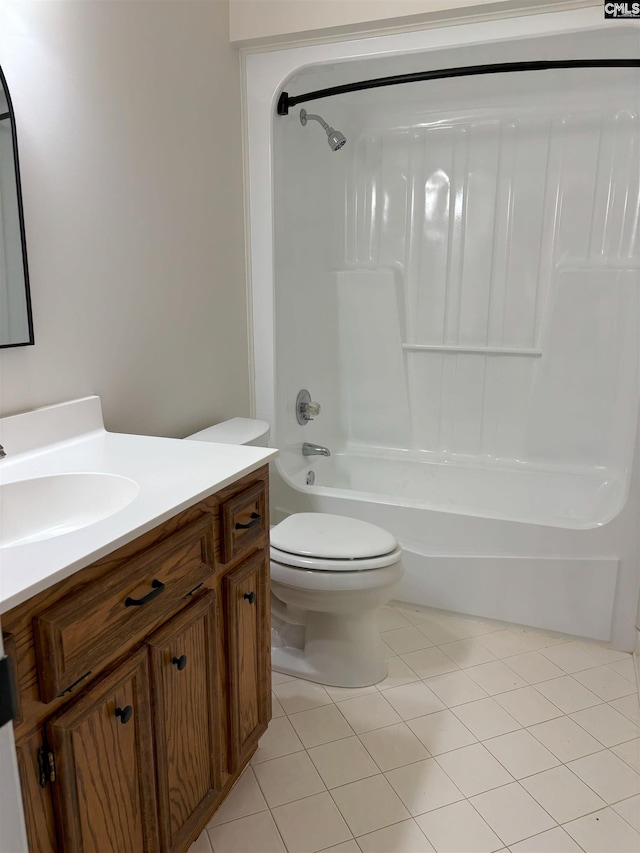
[172,654,187,671]
[124,579,165,607]
[235,512,261,530]
[183,582,204,599]
[59,670,92,698]
[243,591,256,605]
[115,705,133,724]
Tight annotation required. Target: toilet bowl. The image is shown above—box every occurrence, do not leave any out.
[186,419,404,687]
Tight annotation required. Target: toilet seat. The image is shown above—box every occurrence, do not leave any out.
[271,555,404,592]
[270,544,402,572]
[270,512,398,571]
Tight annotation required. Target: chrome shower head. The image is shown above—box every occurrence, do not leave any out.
[300,108,347,152]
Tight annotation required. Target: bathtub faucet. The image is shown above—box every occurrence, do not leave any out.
[302,442,331,457]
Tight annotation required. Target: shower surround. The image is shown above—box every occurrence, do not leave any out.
[245,7,640,649]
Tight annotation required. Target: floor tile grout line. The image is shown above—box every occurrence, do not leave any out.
[270,803,295,853]
[610,744,640,773]
[461,782,555,851]
[287,700,359,745]
[482,714,635,753]
[353,724,432,775]
[270,781,357,852]
[431,671,557,706]
[467,776,568,845]
[348,817,432,852]
[252,752,330,811]
[526,771,611,824]
[355,816,437,851]
[433,738,527,790]
[447,694,522,738]
[566,705,640,749]
[492,688,567,724]
[557,800,640,826]
[322,773,397,843]
[523,714,610,763]
[612,796,640,833]
[201,827,215,853]
[206,803,290,852]
[560,751,640,811]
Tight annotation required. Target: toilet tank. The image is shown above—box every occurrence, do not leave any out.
[186,417,270,447]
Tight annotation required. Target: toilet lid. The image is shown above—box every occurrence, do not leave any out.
[270,513,397,560]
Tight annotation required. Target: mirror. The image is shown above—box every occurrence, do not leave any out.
[0,65,33,347]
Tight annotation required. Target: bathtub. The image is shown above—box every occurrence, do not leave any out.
[285,450,625,530]
[270,448,638,649]
[245,5,640,650]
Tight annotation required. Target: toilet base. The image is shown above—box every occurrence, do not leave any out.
[271,609,388,688]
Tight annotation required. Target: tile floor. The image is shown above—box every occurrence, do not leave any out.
[191,605,640,853]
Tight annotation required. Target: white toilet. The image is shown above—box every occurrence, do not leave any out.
[186,419,404,688]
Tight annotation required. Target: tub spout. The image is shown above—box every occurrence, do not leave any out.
[302,442,331,457]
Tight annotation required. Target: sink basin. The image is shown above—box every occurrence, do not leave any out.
[0,473,140,548]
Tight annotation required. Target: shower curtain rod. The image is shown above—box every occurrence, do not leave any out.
[276,59,640,115]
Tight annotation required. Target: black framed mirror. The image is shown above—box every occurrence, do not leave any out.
[0,64,34,347]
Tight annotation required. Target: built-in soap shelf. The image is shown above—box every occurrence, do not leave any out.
[402,344,543,357]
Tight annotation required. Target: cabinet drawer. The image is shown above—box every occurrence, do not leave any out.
[220,480,267,563]
[33,516,214,703]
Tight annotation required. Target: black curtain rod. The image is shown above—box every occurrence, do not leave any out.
[277,59,640,115]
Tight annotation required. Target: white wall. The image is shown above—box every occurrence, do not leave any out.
[230,0,596,43]
[0,0,250,437]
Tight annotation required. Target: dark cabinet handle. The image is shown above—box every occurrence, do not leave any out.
[172,654,187,671]
[125,579,165,607]
[235,512,261,530]
[115,705,133,724]
[243,591,256,605]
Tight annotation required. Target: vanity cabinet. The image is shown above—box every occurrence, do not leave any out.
[2,466,271,853]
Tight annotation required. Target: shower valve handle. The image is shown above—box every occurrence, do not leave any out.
[296,389,321,425]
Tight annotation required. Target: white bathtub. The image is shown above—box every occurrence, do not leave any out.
[245,6,640,650]
[285,450,625,530]
[270,449,638,648]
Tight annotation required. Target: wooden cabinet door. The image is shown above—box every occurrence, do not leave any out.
[147,592,223,853]
[46,647,159,853]
[223,549,271,771]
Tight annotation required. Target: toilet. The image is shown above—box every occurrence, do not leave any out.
[186,419,404,688]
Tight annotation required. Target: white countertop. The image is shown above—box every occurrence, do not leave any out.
[0,397,277,613]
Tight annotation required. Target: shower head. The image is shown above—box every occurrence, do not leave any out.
[299,108,347,152]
